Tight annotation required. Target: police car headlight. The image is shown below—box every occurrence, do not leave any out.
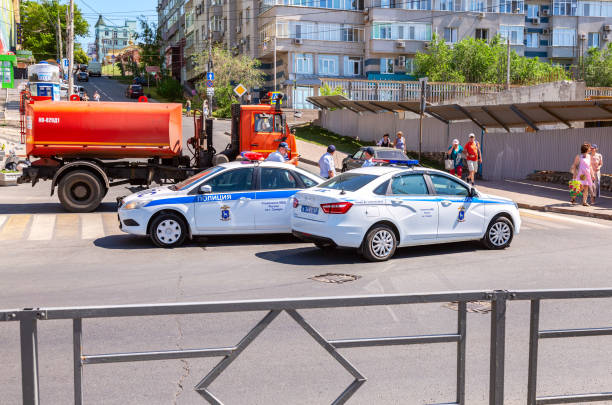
[123,200,151,210]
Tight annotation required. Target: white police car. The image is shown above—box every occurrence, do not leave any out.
[118,161,322,247]
[291,165,521,262]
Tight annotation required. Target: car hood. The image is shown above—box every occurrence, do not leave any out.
[122,186,183,204]
[476,192,516,204]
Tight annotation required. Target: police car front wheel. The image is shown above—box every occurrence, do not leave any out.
[150,213,188,248]
[361,225,397,262]
[483,216,514,250]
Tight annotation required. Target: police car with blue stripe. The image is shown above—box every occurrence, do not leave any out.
[118,161,322,247]
[291,164,521,261]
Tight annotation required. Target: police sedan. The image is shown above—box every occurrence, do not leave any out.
[118,161,323,247]
[291,165,521,262]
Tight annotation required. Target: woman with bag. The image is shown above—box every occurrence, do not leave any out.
[446,139,463,178]
[570,143,595,206]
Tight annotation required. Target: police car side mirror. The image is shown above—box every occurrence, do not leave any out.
[468,187,477,197]
[200,185,212,194]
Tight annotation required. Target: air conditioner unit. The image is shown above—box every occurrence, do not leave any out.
[532,18,539,24]
[397,55,406,67]
[293,38,303,45]
[396,41,405,48]
[513,8,520,13]
[541,8,549,16]
[604,34,611,41]
[580,33,587,40]
[543,28,550,35]
[605,25,612,31]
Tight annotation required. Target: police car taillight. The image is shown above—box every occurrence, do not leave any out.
[320,202,353,214]
[293,198,299,208]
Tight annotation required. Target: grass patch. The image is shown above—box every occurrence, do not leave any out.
[144,86,181,103]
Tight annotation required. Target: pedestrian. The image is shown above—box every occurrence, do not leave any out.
[93,91,100,102]
[589,144,603,205]
[394,131,406,153]
[185,99,191,116]
[203,99,209,117]
[464,133,481,186]
[570,143,595,206]
[245,92,252,105]
[446,139,463,178]
[377,134,392,148]
[82,92,89,102]
[265,142,299,164]
[362,147,376,167]
[318,145,336,179]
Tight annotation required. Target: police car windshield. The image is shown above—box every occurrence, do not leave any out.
[319,173,377,192]
[170,167,225,191]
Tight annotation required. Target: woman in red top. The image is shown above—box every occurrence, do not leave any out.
[464,133,482,186]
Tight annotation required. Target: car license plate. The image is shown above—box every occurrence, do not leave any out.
[301,205,319,215]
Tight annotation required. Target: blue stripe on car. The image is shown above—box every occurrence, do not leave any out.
[144,190,298,207]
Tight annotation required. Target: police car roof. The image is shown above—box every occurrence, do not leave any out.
[346,166,406,176]
[218,160,313,170]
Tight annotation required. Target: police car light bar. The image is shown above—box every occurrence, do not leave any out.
[240,151,265,161]
[372,159,420,166]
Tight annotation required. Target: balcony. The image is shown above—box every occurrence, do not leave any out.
[548,46,575,58]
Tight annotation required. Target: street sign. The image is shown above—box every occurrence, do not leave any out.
[206,87,215,96]
[233,83,247,97]
[207,72,214,81]
[62,58,69,80]
[206,80,213,88]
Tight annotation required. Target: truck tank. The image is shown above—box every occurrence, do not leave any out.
[25,100,183,159]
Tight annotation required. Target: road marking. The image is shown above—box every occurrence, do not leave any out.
[54,214,80,239]
[81,214,105,239]
[520,209,610,229]
[0,214,32,240]
[0,215,6,231]
[27,215,56,241]
[102,213,122,235]
[90,81,113,101]
[520,216,571,230]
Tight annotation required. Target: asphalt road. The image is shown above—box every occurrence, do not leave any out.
[2,78,612,404]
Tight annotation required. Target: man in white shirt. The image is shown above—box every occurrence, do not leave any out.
[318,145,336,179]
[362,147,376,167]
[266,142,299,164]
[395,131,406,153]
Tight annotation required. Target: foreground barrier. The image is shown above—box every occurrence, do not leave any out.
[2,288,612,405]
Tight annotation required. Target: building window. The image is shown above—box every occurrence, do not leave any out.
[380,58,394,74]
[344,56,362,76]
[294,53,313,74]
[498,0,524,13]
[475,28,489,41]
[105,30,109,36]
[499,25,524,45]
[290,21,316,39]
[405,57,415,74]
[246,7,250,19]
[553,28,576,46]
[123,30,128,37]
[526,32,539,47]
[553,0,576,15]
[527,4,539,17]
[466,0,485,11]
[318,55,339,75]
[113,31,117,39]
[211,16,223,31]
[372,22,431,41]
[246,35,251,51]
[439,0,454,10]
[444,27,458,43]
[318,23,341,41]
[341,25,364,42]
[588,32,600,48]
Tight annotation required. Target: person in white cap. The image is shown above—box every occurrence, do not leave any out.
[446,138,463,178]
[463,133,481,186]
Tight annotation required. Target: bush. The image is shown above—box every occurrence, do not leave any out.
[157,77,184,101]
[211,86,236,118]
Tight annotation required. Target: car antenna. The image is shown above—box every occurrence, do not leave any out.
[340,188,346,195]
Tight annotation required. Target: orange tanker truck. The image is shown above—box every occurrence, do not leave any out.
[18,94,298,212]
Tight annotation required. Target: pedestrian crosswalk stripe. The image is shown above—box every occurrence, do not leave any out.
[54,214,80,239]
[0,215,6,231]
[0,214,32,240]
[102,213,122,236]
[81,214,104,239]
[27,215,56,241]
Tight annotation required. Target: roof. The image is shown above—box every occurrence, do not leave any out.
[308,96,612,131]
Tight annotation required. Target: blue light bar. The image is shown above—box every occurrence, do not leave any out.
[386,159,419,165]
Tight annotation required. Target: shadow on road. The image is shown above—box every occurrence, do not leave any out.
[0,202,117,214]
[94,234,156,249]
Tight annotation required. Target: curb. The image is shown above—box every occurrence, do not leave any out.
[517,202,612,221]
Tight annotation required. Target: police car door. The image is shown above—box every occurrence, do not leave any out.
[255,167,301,231]
[428,174,485,240]
[385,173,438,243]
[194,167,256,232]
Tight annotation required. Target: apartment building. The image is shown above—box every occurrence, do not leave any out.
[94,16,138,63]
[159,0,612,108]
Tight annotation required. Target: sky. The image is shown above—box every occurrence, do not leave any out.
[74,0,158,48]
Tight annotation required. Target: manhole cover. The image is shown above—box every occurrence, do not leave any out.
[444,301,492,314]
[309,273,361,284]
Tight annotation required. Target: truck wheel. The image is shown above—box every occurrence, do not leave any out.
[212,154,230,165]
[150,213,187,248]
[58,171,104,213]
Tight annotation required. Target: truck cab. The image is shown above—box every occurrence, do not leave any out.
[239,105,297,162]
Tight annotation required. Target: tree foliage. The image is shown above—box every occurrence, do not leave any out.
[320,83,347,97]
[135,17,162,69]
[583,44,612,87]
[21,0,89,61]
[74,47,88,64]
[415,34,568,85]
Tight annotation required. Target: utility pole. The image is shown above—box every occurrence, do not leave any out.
[56,12,63,60]
[418,77,427,162]
[505,37,510,90]
[67,0,74,97]
[207,0,213,117]
[273,36,277,91]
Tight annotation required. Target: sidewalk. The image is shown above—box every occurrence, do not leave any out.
[476,179,612,220]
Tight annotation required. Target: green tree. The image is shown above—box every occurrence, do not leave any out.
[414,34,464,82]
[21,0,89,61]
[320,83,347,96]
[194,47,265,117]
[74,46,88,64]
[135,17,162,69]
[583,44,612,87]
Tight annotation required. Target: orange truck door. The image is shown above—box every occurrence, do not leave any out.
[247,112,287,158]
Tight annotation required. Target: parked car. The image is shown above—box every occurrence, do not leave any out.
[76,71,88,82]
[77,86,86,99]
[126,84,144,99]
[342,146,412,172]
[133,76,145,85]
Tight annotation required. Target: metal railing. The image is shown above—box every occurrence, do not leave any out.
[2,288,612,405]
[586,87,612,99]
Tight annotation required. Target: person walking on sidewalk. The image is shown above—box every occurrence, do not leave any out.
[446,139,463,178]
[377,134,392,148]
[589,144,603,205]
[464,133,481,186]
[93,91,100,102]
[395,131,406,153]
[570,143,595,206]
[318,145,336,179]
[185,99,191,116]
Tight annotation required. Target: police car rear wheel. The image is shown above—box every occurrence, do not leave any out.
[150,214,187,248]
[483,217,513,250]
[362,225,397,262]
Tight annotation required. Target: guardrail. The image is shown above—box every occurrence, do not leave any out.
[2,288,612,405]
[586,87,612,99]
